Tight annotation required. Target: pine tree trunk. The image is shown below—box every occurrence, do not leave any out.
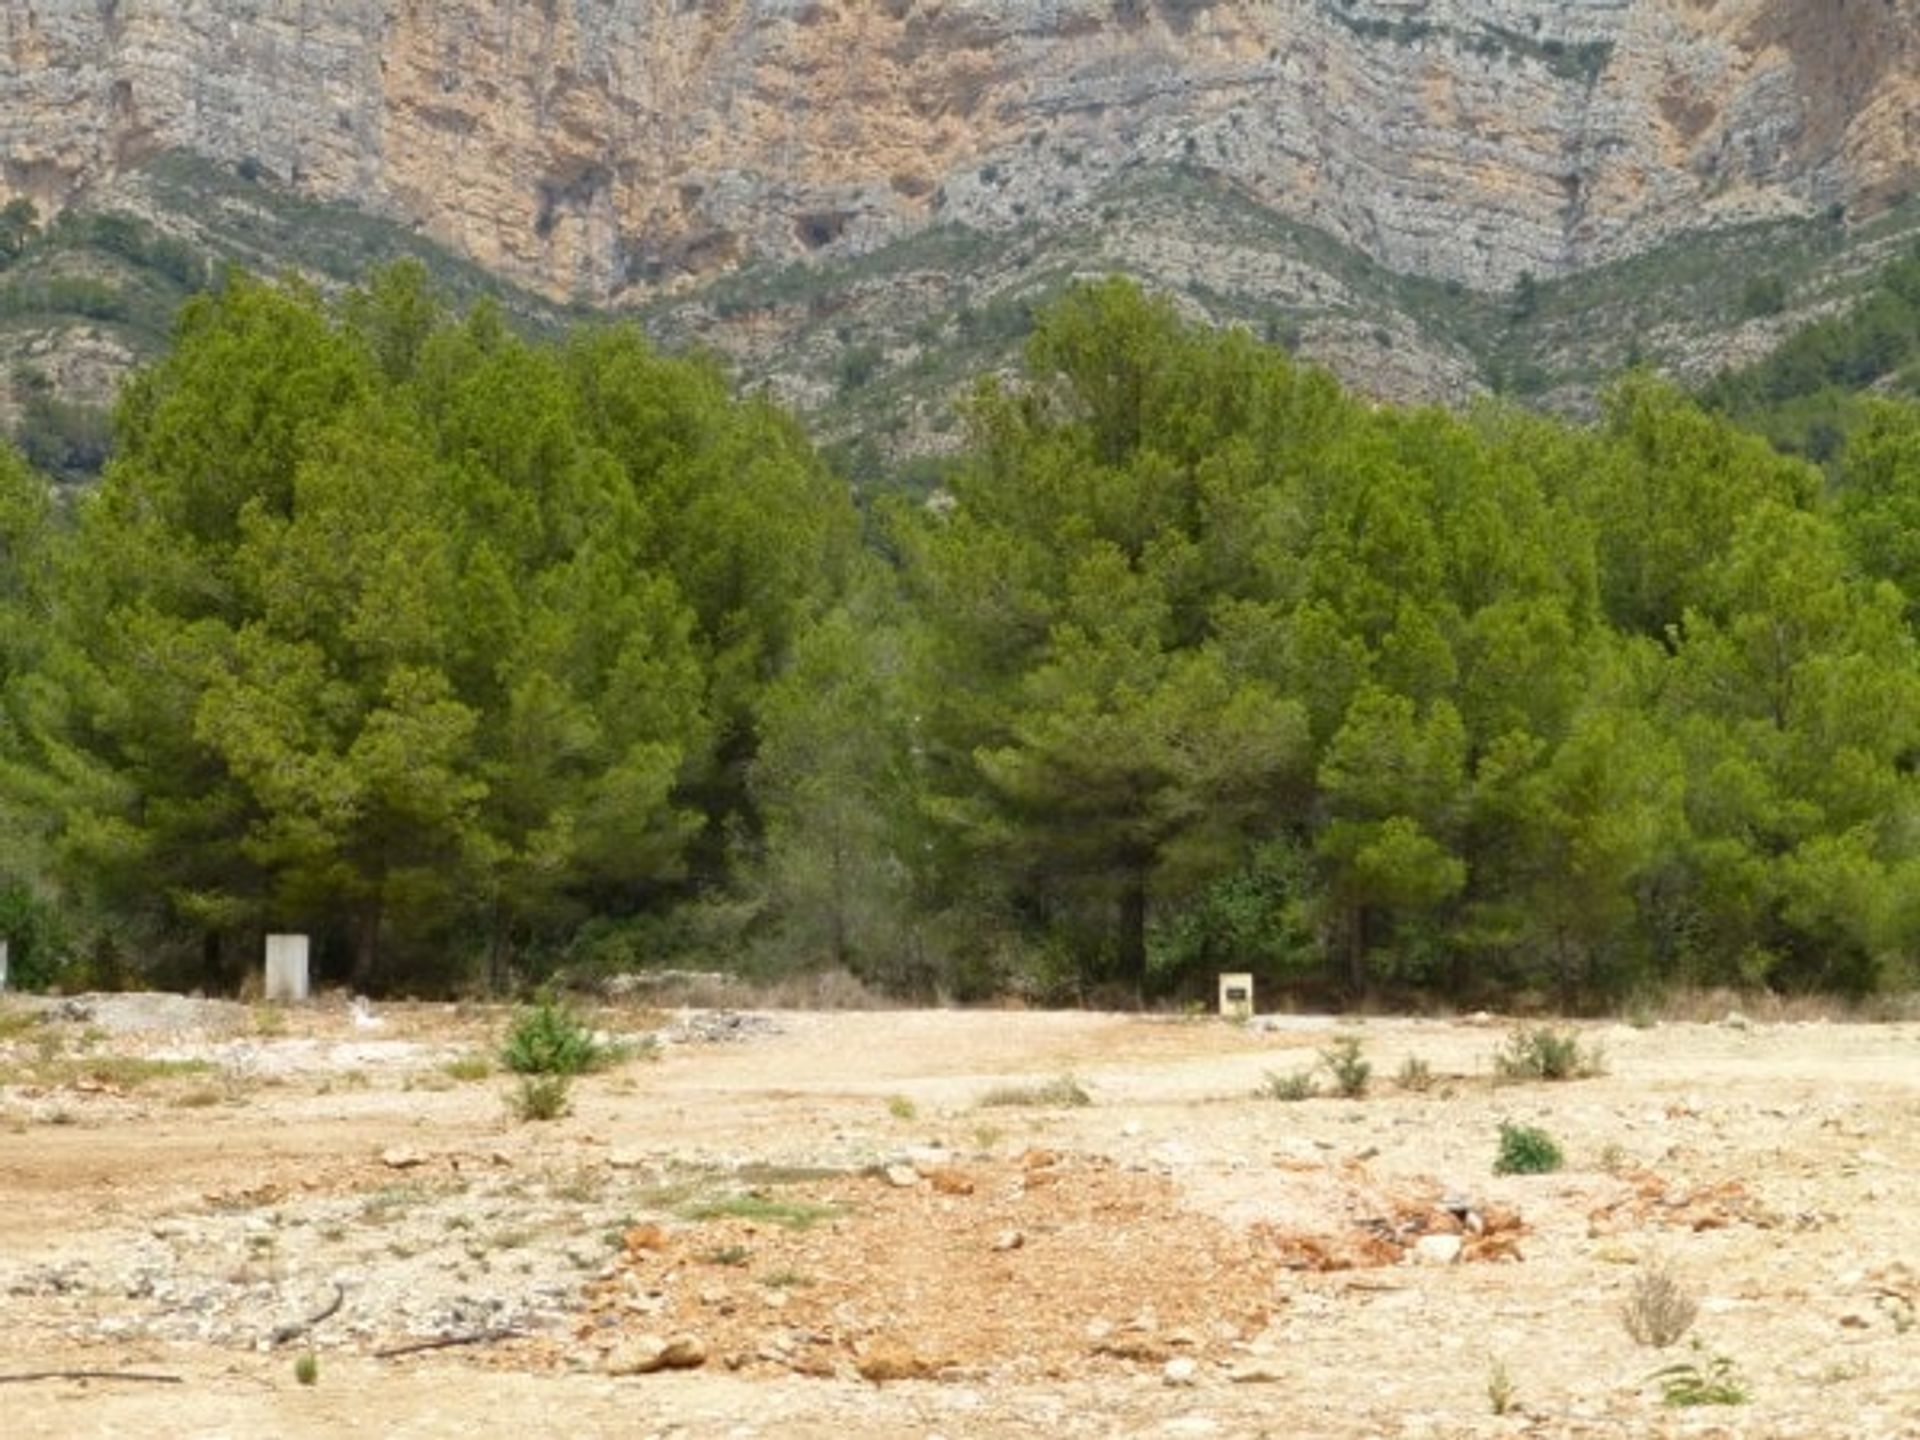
[1119,866,1149,1006]
[351,902,381,992]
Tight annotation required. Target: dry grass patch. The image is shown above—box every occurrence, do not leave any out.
[977,1075,1091,1109]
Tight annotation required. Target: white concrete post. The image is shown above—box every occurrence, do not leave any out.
[264,933,310,1002]
[0,939,9,992]
[1218,972,1253,1020]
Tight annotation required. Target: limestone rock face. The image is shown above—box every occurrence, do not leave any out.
[3,0,1918,301]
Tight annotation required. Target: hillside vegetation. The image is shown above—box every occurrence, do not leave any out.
[3,268,1920,1007]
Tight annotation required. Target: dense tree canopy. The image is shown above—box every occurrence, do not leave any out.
[4,265,856,989]
[2,267,1919,1005]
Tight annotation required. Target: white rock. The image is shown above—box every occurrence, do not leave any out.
[1162,1356,1199,1386]
[1412,1234,1463,1266]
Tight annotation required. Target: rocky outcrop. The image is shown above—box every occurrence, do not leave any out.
[4,0,1918,305]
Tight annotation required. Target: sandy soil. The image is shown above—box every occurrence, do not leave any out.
[0,996,1915,1438]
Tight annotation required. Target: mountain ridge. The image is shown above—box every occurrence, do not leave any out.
[5,0,1920,462]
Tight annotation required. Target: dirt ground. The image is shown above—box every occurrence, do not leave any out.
[0,995,1915,1438]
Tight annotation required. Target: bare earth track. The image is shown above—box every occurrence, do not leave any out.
[0,999,1915,1437]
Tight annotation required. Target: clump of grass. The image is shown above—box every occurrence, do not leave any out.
[1487,1357,1517,1416]
[442,1053,491,1083]
[1259,1068,1317,1101]
[1494,1025,1604,1082]
[679,1194,842,1231]
[502,993,612,1076]
[703,1244,752,1267]
[1493,1120,1564,1175]
[1623,1263,1699,1348]
[1650,1340,1748,1406]
[0,1004,41,1041]
[977,1075,1090,1108]
[1319,1035,1371,1097]
[2,1054,218,1091]
[1394,1055,1436,1092]
[508,1073,573,1122]
[294,1351,319,1386]
[886,1094,917,1121]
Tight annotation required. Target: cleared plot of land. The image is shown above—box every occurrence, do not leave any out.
[0,998,1915,1437]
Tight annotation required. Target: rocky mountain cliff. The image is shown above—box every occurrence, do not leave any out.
[5,0,1920,454]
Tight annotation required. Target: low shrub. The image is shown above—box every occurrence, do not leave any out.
[1493,1120,1564,1175]
[1494,1025,1604,1082]
[1319,1035,1371,1098]
[508,1073,573,1122]
[1623,1263,1699,1348]
[1259,1068,1317,1101]
[501,993,612,1076]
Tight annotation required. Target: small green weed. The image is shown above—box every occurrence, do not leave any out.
[1493,1121,1564,1175]
[294,1351,319,1386]
[1320,1035,1371,1097]
[1650,1341,1748,1406]
[886,1094,917,1121]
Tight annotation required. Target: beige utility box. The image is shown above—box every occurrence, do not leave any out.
[265,933,311,1002]
[1218,972,1254,1020]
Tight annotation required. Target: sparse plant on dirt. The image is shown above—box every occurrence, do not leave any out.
[1393,1055,1435,1092]
[294,1350,319,1386]
[1260,1068,1317,1101]
[442,1053,491,1082]
[1487,1357,1517,1415]
[703,1244,752,1267]
[1494,1025,1604,1082]
[887,1094,917,1121]
[1320,1035,1371,1097]
[508,1072,573,1122]
[1650,1340,1748,1406]
[502,993,612,1076]
[978,1075,1091,1108]
[680,1194,841,1230]
[1623,1263,1698,1348]
[1493,1120,1564,1174]
[0,1003,40,1041]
